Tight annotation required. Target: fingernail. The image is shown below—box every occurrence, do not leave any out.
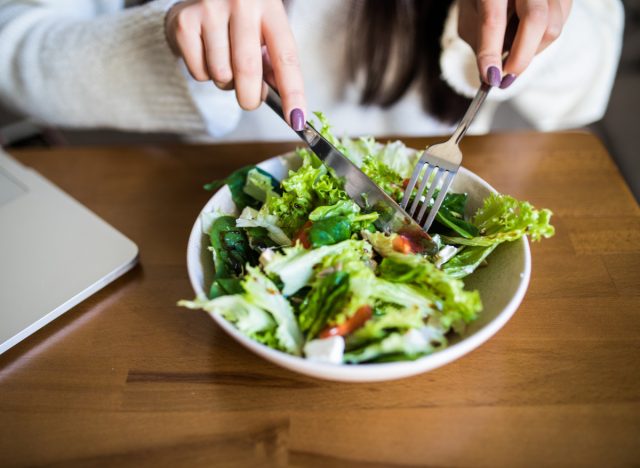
[290,108,305,131]
[487,66,502,87]
[500,74,517,89]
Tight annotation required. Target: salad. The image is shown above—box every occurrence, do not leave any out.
[180,114,554,364]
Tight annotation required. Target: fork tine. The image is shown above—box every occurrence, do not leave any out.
[415,167,445,223]
[408,164,435,216]
[422,170,455,232]
[400,160,423,209]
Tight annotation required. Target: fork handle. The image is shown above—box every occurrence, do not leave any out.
[449,82,491,145]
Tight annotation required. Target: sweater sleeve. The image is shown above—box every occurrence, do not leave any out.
[0,0,241,136]
[439,0,625,131]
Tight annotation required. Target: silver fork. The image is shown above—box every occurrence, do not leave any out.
[401,14,519,232]
[400,82,490,232]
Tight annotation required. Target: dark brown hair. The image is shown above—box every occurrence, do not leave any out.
[347,0,471,124]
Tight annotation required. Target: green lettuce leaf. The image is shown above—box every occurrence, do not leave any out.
[307,200,378,247]
[313,115,407,202]
[440,245,497,279]
[317,250,434,328]
[204,165,257,211]
[434,192,478,239]
[298,270,351,339]
[360,156,405,202]
[346,305,425,350]
[242,266,303,355]
[243,167,279,203]
[178,295,277,345]
[378,253,482,330]
[236,206,291,246]
[443,193,555,247]
[265,149,347,235]
[308,217,352,247]
[343,329,440,364]
[262,239,372,296]
[313,111,351,155]
[308,199,378,227]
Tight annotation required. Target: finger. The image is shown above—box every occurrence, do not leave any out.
[229,3,262,110]
[538,0,564,53]
[262,0,306,128]
[503,0,549,76]
[475,0,509,86]
[174,9,209,81]
[261,46,277,89]
[201,3,234,90]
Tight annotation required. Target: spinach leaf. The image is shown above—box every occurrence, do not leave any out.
[308,217,352,247]
[209,277,244,299]
[205,165,280,211]
[244,226,277,252]
[208,216,258,298]
[434,192,478,239]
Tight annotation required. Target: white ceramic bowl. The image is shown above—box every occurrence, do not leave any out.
[187,151,531,382]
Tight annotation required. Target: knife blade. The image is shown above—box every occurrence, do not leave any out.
[263,84,436,254]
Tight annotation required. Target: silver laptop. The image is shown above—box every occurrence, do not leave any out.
[0,149,138,354]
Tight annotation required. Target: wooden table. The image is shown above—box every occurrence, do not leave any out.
[1,132,639,467]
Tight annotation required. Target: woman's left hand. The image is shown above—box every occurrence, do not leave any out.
[458,0,572,89]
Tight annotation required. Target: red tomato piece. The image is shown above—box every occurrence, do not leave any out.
[392,234,412,254]
[293,221,313,249]
[319,305,373,338]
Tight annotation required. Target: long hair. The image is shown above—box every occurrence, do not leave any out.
[347,0,470,123]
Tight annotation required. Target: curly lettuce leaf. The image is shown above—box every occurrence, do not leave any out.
[314,115,407,202]
[309,199,378,227]
[265,149,347,235]
[313,111,351,156]
[444,194,555,246]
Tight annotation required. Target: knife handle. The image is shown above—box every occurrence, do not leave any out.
[263,82,317,146]
[264,83,285,121]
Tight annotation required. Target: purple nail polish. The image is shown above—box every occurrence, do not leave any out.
[500,74,517,89]
[487,66,502,87]
[290,108,305,131]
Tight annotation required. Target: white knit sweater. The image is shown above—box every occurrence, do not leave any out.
[0,0,624,141]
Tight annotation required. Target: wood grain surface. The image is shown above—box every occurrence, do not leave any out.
[1,132,639,467]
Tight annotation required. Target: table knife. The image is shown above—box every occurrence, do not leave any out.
[263,84,436,253]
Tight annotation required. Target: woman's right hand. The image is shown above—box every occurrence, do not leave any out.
[165,0,306,130]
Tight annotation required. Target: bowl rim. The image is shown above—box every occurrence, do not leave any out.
[186,151,531,382]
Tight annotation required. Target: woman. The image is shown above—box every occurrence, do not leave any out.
[0,0,624,141]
